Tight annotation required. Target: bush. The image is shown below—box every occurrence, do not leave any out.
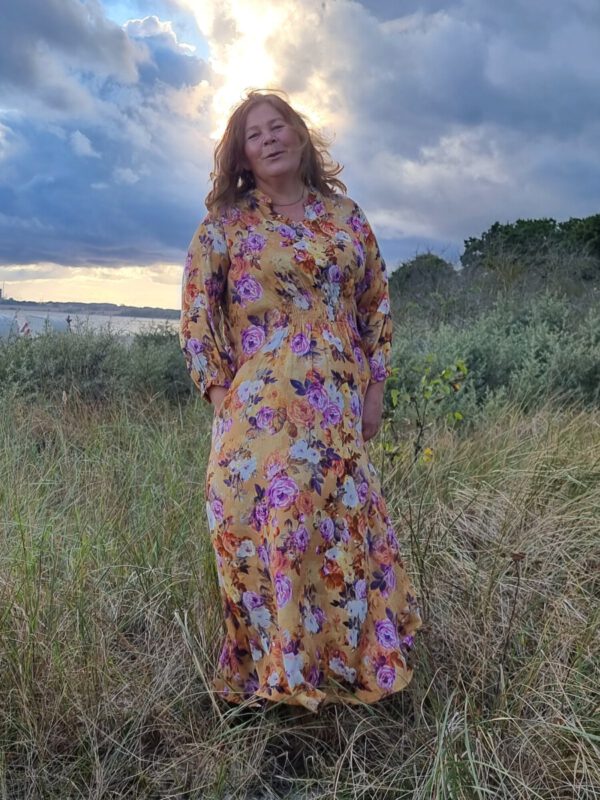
[0,325,191,404]
[389,290,600,426]
[2,292,599,416]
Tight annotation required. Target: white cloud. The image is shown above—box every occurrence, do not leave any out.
[124,15,196,54]
[113,167,140,184]
[70,130,100,158]
[0,122,16,162]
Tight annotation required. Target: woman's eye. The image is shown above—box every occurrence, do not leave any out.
[248,133,258,140]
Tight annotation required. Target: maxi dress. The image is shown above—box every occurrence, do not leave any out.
[179,186,422,712]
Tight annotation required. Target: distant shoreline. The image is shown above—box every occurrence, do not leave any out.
[0,299,179,319]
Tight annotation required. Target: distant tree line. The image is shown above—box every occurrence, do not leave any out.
[390,213,600,325]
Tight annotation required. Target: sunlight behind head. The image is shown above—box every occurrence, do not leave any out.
[179,0,327,138]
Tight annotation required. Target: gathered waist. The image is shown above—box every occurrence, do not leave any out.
[226,304,361,338]
[227,306,363,372]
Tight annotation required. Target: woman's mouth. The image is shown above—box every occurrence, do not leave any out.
[265,151,283,160]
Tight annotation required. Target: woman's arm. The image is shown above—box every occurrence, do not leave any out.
[353,205,393,440]
[179,213,236,405]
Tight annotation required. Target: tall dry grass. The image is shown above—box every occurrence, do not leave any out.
[0,392,598,798]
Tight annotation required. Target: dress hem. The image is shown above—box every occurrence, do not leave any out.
[212,673,413,714]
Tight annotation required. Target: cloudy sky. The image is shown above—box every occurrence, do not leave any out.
[1,0,599,308]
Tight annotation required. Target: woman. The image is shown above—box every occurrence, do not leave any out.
[180,90,422,713]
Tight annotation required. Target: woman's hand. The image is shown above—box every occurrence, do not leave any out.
[208,385,228,414]
[362,381,385,442]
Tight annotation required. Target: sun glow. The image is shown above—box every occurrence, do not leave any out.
[0,264,181,308]
[185,0,286,137]
[181,0,327,138]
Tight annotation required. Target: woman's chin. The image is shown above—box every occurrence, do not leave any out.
[256,161,301,182]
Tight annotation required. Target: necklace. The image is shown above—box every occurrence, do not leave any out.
[271,187,306,207]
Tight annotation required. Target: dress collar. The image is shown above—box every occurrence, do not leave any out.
[245,185,328,220]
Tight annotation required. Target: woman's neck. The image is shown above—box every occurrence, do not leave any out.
[255,176,305,205]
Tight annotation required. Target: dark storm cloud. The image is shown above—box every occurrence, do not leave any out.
[0,0,141,111]
[360,0,458,21]
[270,0,600,248]
[0,111,208,265]
[287,0,600,151]
[0,1,211,267]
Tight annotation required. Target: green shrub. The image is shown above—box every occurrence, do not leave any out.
[0,325,191,404]
[2,292,599,415]
[390,291,600,425]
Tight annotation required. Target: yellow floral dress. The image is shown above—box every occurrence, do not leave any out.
[179,186,422,712]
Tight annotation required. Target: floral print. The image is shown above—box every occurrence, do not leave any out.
[180,187,422,712]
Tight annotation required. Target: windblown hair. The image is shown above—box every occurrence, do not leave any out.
[205,89,346,214]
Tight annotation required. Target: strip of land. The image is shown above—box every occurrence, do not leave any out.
[0,298,179,318]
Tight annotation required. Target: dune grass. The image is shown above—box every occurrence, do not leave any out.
[0,391,598,798]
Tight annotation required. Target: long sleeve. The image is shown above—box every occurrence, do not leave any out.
[354,206,393,384]
[179,213,237,404]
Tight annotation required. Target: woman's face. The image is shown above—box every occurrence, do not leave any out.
[242,102,303,185]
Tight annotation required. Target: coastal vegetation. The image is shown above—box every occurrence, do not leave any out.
[0,216,599,797]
